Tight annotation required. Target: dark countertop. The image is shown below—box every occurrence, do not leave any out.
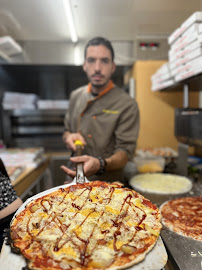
[129,173,202,270]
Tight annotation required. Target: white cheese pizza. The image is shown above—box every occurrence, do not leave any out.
[130,173,192,194]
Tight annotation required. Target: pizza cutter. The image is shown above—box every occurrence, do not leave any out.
[73,140,88,184]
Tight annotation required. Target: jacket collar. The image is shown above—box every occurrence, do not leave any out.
[87,80,114,98]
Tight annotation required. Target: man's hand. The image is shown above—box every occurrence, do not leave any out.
[60,151,129,179]
[63,131,86,151]
[61,155,100,178]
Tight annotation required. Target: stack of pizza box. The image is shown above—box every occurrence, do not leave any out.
[151,11,202,90]
[151,63,174,91]
[168,11,202,82]
[0,147,45,181]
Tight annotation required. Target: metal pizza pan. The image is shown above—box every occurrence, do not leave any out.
[1,182,168,270]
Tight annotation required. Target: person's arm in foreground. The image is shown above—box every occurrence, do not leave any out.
[0,198,23,219]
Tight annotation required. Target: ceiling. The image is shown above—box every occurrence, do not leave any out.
[0,0,201,43]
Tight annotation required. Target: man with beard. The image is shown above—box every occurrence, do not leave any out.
[61,37,139,183]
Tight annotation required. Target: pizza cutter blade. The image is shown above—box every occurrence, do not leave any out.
[72,140,88,184]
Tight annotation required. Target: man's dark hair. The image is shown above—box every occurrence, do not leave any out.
[84,37,114,61]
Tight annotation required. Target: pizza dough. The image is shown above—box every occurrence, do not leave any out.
[10,181,162,270]
[130,173,192,194]
[160,196,202,241]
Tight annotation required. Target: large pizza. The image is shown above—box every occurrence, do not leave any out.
[10,181,162,270]
[160,196,202,241]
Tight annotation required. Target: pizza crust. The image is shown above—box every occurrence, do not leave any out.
[109,239,157,270]
[10,181,162,270]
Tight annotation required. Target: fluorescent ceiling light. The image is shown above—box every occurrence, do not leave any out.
[63,0,78,43]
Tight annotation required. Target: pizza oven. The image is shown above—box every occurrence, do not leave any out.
[1,109,67,152]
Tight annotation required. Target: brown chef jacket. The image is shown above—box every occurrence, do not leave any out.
[64,80,139,182]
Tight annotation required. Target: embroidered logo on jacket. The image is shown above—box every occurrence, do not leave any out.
[102,109,119,114]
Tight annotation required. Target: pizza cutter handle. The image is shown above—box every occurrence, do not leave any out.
[74,140,85,183]
[75,140,83,156]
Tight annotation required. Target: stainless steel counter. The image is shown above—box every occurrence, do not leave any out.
[161,177,202,270]
[129,174,202,270]
[161,228,202,270]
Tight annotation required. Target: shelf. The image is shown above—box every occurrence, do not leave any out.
[160,72,202,91]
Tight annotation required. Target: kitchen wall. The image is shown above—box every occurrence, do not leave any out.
[133,60,199,151]
[133,38,169,60]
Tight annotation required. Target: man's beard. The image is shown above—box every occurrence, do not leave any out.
[91,74,109,89]
[91,81,108,89]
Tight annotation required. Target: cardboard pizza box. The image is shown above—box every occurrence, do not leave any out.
[168,12,202,45]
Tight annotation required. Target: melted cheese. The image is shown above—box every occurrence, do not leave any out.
[130,173,192,194]
[11,182,162,270]
[144,224,159,236]
[105,205,120,215]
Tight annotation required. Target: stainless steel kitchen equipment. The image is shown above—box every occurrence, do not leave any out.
[174,107,202,176]
[1,109,66,151]
[160,179,202,270]
[175,108,202,147]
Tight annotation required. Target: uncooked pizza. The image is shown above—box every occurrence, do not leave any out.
[160,196,202,241]
[10,181,162,270]
[130,173,192,194]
